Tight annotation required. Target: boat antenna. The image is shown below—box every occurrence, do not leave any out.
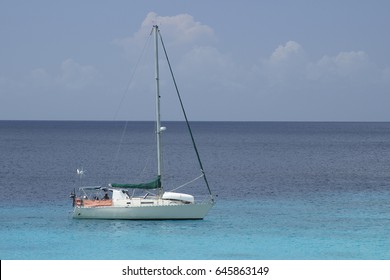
[157,28,213,199]
[76,168,86,186]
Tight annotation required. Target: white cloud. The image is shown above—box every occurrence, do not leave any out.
[7,12,386,121]
[245,42,390,121]
[142,12,215,45]
[256,41,388,95]
[311,51,378,82]
[260,41,308,89]
[26,59,98,91]
[56,59,98,90]
[113,12,390,121]
[111,13,231,120]
[29,68,52,88]
[179,46,237,86]
[270,41,305,64]
[114,12,216,61]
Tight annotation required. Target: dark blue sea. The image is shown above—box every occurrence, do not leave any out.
[1,121,390,260]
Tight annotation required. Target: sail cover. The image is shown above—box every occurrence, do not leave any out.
[110,176,161,189]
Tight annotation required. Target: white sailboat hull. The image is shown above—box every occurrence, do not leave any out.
[72,202,214,220]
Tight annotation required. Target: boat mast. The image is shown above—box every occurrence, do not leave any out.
[154,25,163,191]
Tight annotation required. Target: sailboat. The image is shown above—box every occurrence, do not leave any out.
[70,25,215,219]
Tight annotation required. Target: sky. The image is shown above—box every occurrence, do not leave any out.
[1,0,390,121]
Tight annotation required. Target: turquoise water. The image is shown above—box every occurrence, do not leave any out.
[1,121,390,259]
[1,193,389,259]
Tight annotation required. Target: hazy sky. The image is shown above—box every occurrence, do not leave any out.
[1,0,390,121]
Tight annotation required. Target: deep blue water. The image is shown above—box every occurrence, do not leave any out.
[1,121,390,259]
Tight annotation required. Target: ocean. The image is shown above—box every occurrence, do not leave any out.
[1,121,390,260]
